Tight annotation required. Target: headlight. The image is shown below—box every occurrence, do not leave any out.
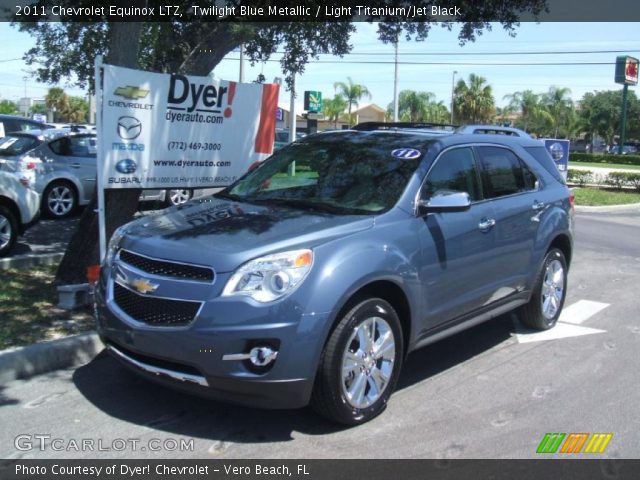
[222,249,313,302]
[104,225,128,268]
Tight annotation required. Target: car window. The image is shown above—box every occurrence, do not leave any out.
[524,146,565,184]
[0,135,41,157]
[225,132,427,214]
[49,136,97,157]
[18,121,44,131]
[422,147,481,201]
[477,146,536,198]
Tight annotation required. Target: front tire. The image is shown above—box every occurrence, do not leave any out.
[311,297,404,425]
[164,189,192,207]
[518,248,568,330]
[0,205,18,257]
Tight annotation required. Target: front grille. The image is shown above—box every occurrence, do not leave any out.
[119,250,214,282]
[113,282,201,326]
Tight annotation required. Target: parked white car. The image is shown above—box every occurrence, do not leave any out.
[0,171,40,256]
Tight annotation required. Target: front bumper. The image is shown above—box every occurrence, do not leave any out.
[96,272,330,410]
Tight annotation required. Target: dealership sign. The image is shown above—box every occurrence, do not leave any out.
[543,139,570,180]
[99,64,279,189]
[615,55,639,86]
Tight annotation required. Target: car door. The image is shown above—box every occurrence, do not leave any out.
[415,146,498,330]
[475,145,542,295]
[48,135,97,203]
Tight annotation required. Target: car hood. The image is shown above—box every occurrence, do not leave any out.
[119,198,374,272]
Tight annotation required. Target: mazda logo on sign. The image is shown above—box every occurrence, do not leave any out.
[115,158,137,174]
[117,116,142,140]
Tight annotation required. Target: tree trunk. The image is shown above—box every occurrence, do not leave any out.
[55,22,143,285]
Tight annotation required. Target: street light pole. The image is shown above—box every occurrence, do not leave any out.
[450,70,457,124]
[23,76,28,117]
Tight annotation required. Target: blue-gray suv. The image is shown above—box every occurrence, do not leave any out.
[96,126,574,425]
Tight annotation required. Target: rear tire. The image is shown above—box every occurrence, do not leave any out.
[518,248,568,330]
[42,181,77,218]
[311,297,403,425]
[0,205,18,257]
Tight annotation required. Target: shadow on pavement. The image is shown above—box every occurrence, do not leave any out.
[73,315,515,443]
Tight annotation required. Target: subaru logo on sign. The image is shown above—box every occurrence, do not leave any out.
[117,116,142,140]
[115,158,137,174]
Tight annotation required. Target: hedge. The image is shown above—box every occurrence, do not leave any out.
[567,169,640,191]
[570,152,640,166]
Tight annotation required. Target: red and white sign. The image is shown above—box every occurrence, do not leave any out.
[99,64,279,189]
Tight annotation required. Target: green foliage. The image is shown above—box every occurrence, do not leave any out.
[568,169,640,191]
[386,90,450,123]
[0,100,19,115]
[567,169,593,186]
[454,74,496,124]
[579,90,640,145]
[334,77,372,126]
[322,95,348,128]
[606,172,640,191]
[571,152,640,166]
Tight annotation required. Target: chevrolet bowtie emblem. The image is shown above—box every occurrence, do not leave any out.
[131,278,159,295]
[114,86,150,100]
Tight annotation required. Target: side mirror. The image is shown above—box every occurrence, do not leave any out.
[417,191,471,216]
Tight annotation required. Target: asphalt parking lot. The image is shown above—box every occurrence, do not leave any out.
[0,206,638,459]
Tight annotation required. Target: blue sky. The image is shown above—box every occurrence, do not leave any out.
[1,22,639,111]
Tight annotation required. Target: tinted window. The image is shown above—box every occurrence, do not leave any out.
[477,146,535,198]
[524,146,565,184]
[50,136,96,157]
[422,147,481,201]
[225,132,427,214]
[0,135,41,157]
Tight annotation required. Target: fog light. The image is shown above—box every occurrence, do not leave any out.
[249,346,278,367]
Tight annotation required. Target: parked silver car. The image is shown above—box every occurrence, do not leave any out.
[0,171,40,256]
[0,130,97,218]
[0,131,210,218]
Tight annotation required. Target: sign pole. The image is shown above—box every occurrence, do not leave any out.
[94,55,107,262]
[618,84,629,155]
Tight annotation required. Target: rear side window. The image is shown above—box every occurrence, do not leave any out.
[422,147,481,201]
[477,146,537,199]
[0,135,41,157]
[524,146,565,184]
[50,136,96,157]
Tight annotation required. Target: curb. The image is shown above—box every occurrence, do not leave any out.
[0,332,103,385]
[0,252,63,270]
[574,202,640,213]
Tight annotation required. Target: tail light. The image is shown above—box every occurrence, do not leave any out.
[569,190,575,212]
[19,177,30,188]
[26,162,37,170]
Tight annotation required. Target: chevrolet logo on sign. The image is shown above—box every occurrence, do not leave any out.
[130,278,159,295]
[114,86,150,100]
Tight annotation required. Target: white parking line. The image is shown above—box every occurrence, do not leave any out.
[558,300,610,325]
[513,299,610,344]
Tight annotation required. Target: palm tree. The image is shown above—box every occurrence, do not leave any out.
[396,90,433,122]
[503,90,544,132]
[45,87,69,122]
[542,86,573,138]
[453,74,496,124]
[333,77,372,126]
[322,95,348,128]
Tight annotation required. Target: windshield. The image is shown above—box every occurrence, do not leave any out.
[220,132,427,215]
[0,135,41,157]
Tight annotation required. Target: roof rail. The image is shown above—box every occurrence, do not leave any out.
[353,122,459,131]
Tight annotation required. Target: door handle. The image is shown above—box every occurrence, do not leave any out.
[478,218,496,231]
[70,163,81,168]
[532,200,545,211]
